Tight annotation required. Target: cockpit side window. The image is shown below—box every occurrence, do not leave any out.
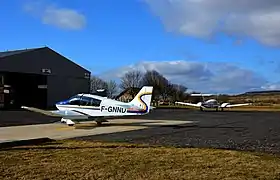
[80,96,102,107]
[91,98,102,107]
[68,97,80,105]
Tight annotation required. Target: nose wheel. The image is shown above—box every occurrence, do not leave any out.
[61,118,75,126]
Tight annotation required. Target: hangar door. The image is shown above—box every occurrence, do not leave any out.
[3,72,47,109]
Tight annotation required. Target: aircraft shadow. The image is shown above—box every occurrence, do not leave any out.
[73,121,199,130]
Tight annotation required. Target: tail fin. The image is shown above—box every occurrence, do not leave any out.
[129,86,153,113]
[191,93,213,102]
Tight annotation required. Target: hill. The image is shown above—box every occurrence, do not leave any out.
[239,90,280,96]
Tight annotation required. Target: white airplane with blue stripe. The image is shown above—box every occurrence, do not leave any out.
[175,93,251,111]
[21,86,154,126]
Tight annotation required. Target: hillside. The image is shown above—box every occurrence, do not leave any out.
[239,90,280,96]
[221,90,280,105]
[184,90,280,106]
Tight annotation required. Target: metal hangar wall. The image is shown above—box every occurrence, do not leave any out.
[0,47,91,109]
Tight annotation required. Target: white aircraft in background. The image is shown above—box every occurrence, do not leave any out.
[21,86,154,126]
[175,93,251,111]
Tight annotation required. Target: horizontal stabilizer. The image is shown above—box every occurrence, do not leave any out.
[21,106,88,119]
[190,93,213,97]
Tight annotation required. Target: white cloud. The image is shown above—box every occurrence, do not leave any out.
[98,60,271,94]
[261,82,280,91]
[143,0,280,46]
[23,1,86,30]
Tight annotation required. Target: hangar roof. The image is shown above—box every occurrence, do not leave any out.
[0,46,91,76]
[0,48,38,58]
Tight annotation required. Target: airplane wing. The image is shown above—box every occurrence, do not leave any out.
[220,103,252,108]
[175,102,201,107]
[21,106,90,119]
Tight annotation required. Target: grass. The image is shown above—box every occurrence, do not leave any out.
[1,140,280,180]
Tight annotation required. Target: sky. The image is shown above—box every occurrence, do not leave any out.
[1,0,280,94]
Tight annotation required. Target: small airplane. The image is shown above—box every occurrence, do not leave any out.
[21,86,154,126]
[175,93,251,111]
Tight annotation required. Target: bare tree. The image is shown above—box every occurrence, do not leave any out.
[90,76,108,93]
[168,84,188,102]
[106,80,118,98]
[163,83,176,101]
[119,70,144,97]
[141,70,170,101]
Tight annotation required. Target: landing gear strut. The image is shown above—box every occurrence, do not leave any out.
[96,121,102,126]
[95,118,108,126]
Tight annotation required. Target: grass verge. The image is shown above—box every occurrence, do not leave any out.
[1,140,280,180]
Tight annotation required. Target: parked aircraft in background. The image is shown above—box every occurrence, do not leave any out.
[22,86,154,126]
[175,93,251,111]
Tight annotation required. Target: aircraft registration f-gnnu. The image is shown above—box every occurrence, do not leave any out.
[21,86,154,126]
[175,93,251,111]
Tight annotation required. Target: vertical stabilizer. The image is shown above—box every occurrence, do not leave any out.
[129,86,153,113]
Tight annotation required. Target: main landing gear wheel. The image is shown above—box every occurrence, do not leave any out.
[96,121,102,126]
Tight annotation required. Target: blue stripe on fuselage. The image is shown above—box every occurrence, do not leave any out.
[56,105,100,110]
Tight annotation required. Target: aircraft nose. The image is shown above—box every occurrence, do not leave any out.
[56,100,67,105]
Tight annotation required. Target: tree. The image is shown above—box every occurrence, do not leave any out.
[168,83,188,102]
[119,70,144,97]
[141,70,170,101]
[90,76,108,93]
[106,80,118,98]
[161,83,175,101]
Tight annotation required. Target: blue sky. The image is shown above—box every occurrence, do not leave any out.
[1,0,280,94]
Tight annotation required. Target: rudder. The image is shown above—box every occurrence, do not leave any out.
[129,86,153,113]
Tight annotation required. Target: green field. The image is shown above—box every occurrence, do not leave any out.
[1,140,280,180]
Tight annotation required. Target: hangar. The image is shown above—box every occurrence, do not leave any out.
[0,47,91,110]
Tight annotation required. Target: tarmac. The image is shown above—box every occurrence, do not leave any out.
[1,108,280,154]
[0,117,195,143]
[73,109,280,154]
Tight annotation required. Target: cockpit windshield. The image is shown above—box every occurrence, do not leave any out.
[68,95,81,105]
[60,95,102,107]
